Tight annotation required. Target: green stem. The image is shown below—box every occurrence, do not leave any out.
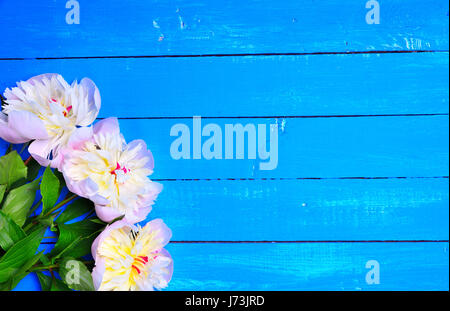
[30,260,94,272]
[23,220,38,232]
[19,142,31,155]
[23,155,32,166]
[24,194,77,232]
[30,264,59,272]
[27,198,43,217]
[43,194,78,217]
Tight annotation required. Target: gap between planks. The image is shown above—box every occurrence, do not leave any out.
[40,240,449,245]
[98,113,450,120]
[153,176,449,182]
[0,49,448,61]
[169,240,450,243]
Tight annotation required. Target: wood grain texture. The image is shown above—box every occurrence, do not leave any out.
[0,52,448,117]
[165,242,449,290]
[117,116,449,179]
[12,242,450,291]
[0,0,448,58]
[150,178,449,241]
[1,0,448,292]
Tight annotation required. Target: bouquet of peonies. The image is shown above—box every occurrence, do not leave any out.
[0,74,172,291]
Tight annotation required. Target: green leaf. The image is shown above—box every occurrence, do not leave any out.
[0,281,10,291]
[0,184,6,203]
[19,142,31,155]
[109,214,125,224]
[36,272,71,291]
[53,169,66,191]
[0,151,27,189]
[59,258,95,291]
[50,220,103,261]
[40,254,51,266]
[36,271,51,291]
[1,179,39,227]
[0,210,26,251]
[56,198,94,224]
[8,251,44,290]
[41,166,60,215]
[88,218,107,225]
[0,226,45,282]
[39,216,54,227]
[60,230,101,259]
[26,158,41,182]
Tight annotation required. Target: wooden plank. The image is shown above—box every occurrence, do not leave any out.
[0,0,448,58]
[165,242,449,290]
[150,178,449,241]
[7,116,443,179]
[13,242,449,291]
[0,53,448,117]
[115,116,449,179]
[2,146,448,241]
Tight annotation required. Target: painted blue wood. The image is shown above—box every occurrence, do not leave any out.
[1,0,448,292]
[1,53,448,118]
[0,0,448,58]
[165,242,449,290]
[150,178,449,241]
[12,242,450,291]
[0,140,9,155]
[116,116,449,179]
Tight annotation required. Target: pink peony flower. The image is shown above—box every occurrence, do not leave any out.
[91,219,173,291]
[61,117,162,224]
[0,74,101,168]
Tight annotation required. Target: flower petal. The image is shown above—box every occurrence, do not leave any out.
[158,248,174,285]
[95,204,125,223]
[145,219,172,249]
[127,139,155,171]
[126,205,152,224]
[137,182,163,208]
[0,113,28,143]
[91,256,106,291]
[28,139,51,167]
[66,126,94,150]
[27,73,64,87]
[7,110,48,140]
[80,78,101,112]
[93,117,120,136]
[91,220,134,260]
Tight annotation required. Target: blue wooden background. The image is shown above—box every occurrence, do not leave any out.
[0,0,448,290]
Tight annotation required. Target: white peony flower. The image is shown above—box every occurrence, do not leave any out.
[61,117,162,224]
[0,73,101,168]
[91,219,173,291]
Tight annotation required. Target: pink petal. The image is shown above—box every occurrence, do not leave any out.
[91,220,134,260]
[27,73,62,86]
[93,117,120,136]
[28,139,51,167]
[0,114,28,143]
[66,126,93,150]
[80,78,101,114]
[7,110,48,141]
[126,205,152,224]
[137,182,163,208]
[91,257,106,290]
[50,152,65,171]
[95,204,124,223]
[127,139,155,171]
[145,219,172,249]
[159,248,174,285]
[62,171,104,203]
